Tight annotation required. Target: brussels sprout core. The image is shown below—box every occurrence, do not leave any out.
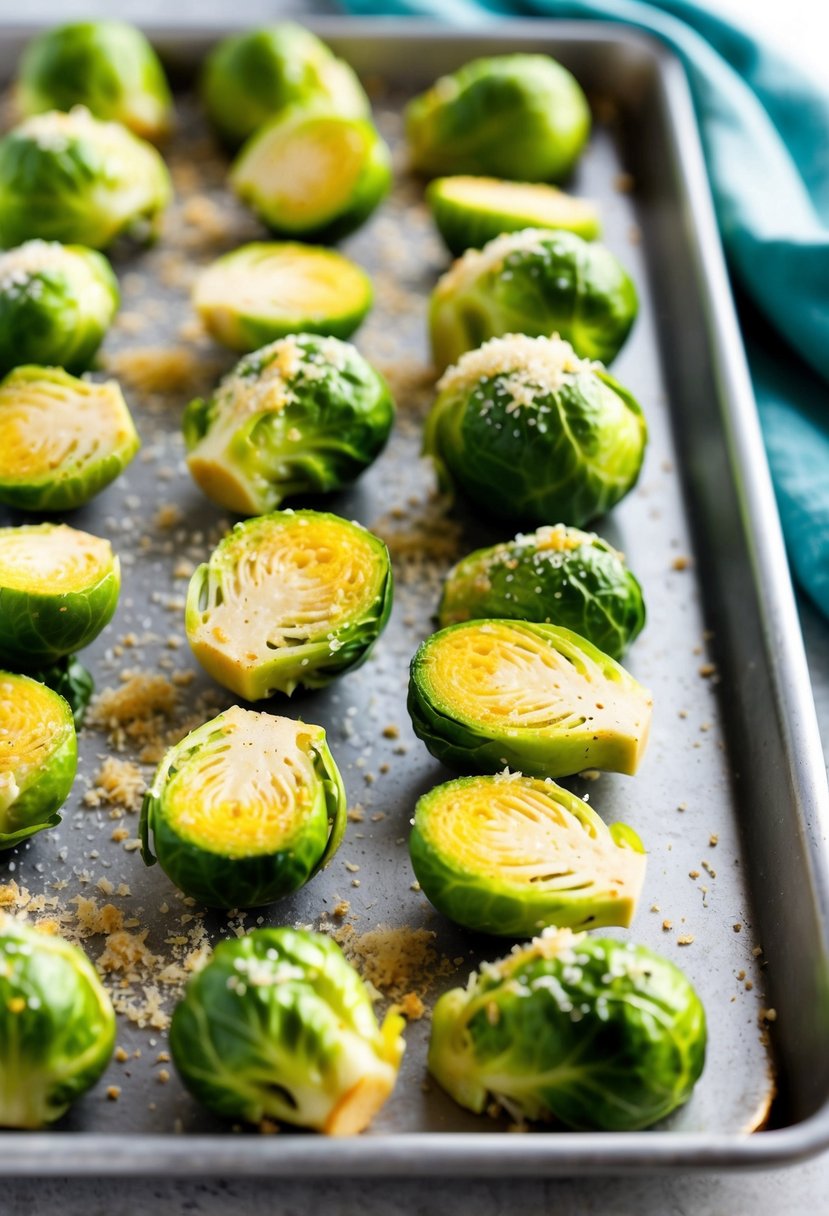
[186,511,392,699]
[410,772,647,936]
[0,366,139,512]
[0,671,76,847]
[193,243,373,352]
[408,620,652,778]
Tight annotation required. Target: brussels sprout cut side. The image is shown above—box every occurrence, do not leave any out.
[171,928,404,1133]
[410,773,647,937]
[0,524,120,668]
[0,367,139,512]
[231,108,391,243]
[0,917,115,1126]
[141,706,346,908]
[186,511,392,699]
[202,23,369,148]
[18,20,174,141]
[429,928,706,1130]
[407,55,590,182]
[430,228,637,372]
[408,620,652,778]
[425,335,647,528]
[0,241,119,376]
[184,334,394,516]
[193,243,373,353]
[428,176,601,257]
[0,107,172,250]
[0,671,76,848]
[439,525,645,660]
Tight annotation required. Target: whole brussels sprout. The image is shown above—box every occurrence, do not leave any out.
[0,107,172,250]
[141,706,346,908]
[439,524,645,660]
[0,671,76,848]
[0,241,119,375]
[409,772,647,937]
[231,108,391,243]
[425,334,646,527]
[184,334,394,516]
[202,23,369,148]
[170,927,405,1133]
[428,928,706,1130]
[193,243,373,353]
[430,228,637,371]
[27,654,93,730]
[407,54,590,182]
[0,366,140,512]
[0,917,115,1126]
[186,511,392,700]
[408,619,652,778]
[18,20,173,141]
[0,523,120,668]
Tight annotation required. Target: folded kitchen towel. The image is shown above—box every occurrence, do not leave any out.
[341,0,829,619]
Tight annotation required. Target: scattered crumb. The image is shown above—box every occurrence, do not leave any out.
[677,935,695,946]
[671,556,692,571]
[106,1086,121,1101]
[699,663,718,678]
[331,923,452,1002]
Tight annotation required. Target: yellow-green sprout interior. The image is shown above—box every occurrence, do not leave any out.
[0,524,115,594]
[0,674,70,809]
[163,707,322,856]
[438,176,599,229]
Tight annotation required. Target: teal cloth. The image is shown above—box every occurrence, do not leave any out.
[342,0,829,618]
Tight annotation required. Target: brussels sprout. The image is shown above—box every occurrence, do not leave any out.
[193,243,373,353]
[170,927,404,1132]
[428,176,601,258]
[0,107,172,250]
[430,229,637,371]
[406,55,590,182]
[439,525,645,661]
[141,706,346,908]
[409,772,647,937]
[0,671,76,848]
[429,928,706,1130]
[186,511,392,700]
[18,21,173,141]
[27,656,93,730]
[184,334,394,515]
[0,241,119,375]
[231,107,391,243]
[202,24,369,148]
[0,367,139,512]
[0,917,115,1125]
[408,619,652,778]
[0,524,120,668]
[424,335,646,527]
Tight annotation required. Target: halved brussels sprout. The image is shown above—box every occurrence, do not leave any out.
[408,620,652,778]
[0,524,120,668]
[0,107,172,250]
[202,24,369,148]
[0,916,115,1126]
[18,20,173,141]
[193,243,373,353]
[428,928,706,1130]
[409,772,647,937]
[170,927,404,1133]
[0,671,77,848]
[425,334,646,527]
[231,108,391,243]
[428,176,601,257]
[0,367,140,512]
[439,525,645,661]
[141,706,346,908]
[186,511,392,700]
[430,229,638,371]
[184,334,394,516]
[0,241,119,375]
[406,55,590,182]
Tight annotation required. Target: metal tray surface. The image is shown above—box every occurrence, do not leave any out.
[0,20,827,1175]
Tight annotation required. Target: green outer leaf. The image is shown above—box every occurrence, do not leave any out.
[428,934,706,1131]
[0,556,120,668]
[27,655,93,729]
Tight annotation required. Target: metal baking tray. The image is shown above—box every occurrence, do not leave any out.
[0,18,828,1175]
